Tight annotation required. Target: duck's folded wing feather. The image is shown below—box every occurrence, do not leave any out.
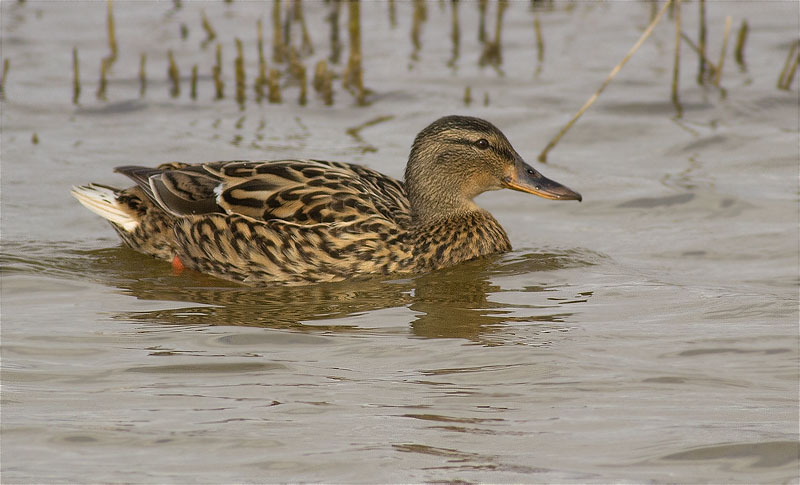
[116,164,223,216]
[116,159,410,226]
[205,160,410,225]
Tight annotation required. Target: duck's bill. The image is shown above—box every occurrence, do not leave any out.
[504,162,582,202]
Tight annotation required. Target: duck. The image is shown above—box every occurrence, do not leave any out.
[71,115,581,285]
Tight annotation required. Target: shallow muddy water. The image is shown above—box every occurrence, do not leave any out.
[2,1,798,483]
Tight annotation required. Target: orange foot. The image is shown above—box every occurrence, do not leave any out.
[171,255,185,275]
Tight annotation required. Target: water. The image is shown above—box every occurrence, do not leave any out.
[2,1,798,483]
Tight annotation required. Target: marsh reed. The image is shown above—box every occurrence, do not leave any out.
[777,41,800,90]
[55,0,780,155]
[0,59,9,101]
[72,49,80,104]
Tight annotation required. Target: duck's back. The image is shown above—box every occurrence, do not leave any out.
[120,159,411,227]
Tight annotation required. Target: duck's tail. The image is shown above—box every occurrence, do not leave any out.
[71,184,139,232]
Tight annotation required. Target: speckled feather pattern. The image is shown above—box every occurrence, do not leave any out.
[98,159,511,285]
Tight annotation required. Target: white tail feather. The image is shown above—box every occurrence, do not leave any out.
[71,184,139,232]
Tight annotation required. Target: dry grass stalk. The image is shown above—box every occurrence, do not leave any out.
[777,40,800,90]
[448,0,460,68]
[313,60,334,105]
[191,64,198,100]
[105,0,118,66]
[0,59,9,101]
[671,0,682,117]
[697,0,707,84]
[256,19,268,102]
[479,0,508,71]
[411,0,427,61]
[96,58,108,101]
[72,48,80,104]
[272,0,286,63]
[714,16,732,87]
[168,50,180,97]
[782,50,800,90]
[235,38,246,108]
[268,68,282,103]
[201,10,216,47]
[293,0,314,56]
[344,0,365,105]
[538,0,673,163]
[213,43,225,99]
[463,85,471,106]
[388,0,397,28]
[328,0,342,64]
[734,20,749,68]
[288,46,303,80]
[139,53,147,97]
[477,0,488,43]
[534,14,544,64]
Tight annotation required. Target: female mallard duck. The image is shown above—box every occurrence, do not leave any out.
[72,116,581,285]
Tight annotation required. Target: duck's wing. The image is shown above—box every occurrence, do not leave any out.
[205,160,410,225]
[116,160,410,226]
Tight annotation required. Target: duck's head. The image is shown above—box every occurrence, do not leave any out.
[405,115,582,222]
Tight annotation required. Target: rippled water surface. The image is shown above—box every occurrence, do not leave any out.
[2,1,798,483]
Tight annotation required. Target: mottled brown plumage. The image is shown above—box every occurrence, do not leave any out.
[72,116,581,285]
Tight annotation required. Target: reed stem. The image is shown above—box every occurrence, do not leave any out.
[344,0,365,105]
[201,10,217,47]
[411,0,426,61]
[235,38,246,109]
[448,0,460,68]
[191,64,198,100]
[697,0,706,84]
[294,0,314,56]
[714,16,732,87]
[106,0,118,66]
[256,19,268,102]
[272,0,286,63]
[139,53,147,97]
[778,41,800,90]
[478,0,487,43]
[734,20,749,68]
[168,50,180,97]
[388,0,396,28]
[72,48,80,104]
[268,68,281,103]
[313,60,334,105]
[96,58,108,101]
[671,0,682,117]
[328,0,342,63]
[0,58,9,101]
[213,43,224,99]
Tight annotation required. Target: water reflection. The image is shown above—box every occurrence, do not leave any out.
[2,241,598,344]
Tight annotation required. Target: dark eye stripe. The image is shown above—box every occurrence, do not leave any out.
[445,138,515,160]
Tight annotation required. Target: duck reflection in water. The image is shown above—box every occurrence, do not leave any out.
[89,246,593,344]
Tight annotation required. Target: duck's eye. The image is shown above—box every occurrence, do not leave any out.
[475,138,490,150]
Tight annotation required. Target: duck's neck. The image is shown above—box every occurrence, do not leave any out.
[409,209,512,271]
[406,177,475,225]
